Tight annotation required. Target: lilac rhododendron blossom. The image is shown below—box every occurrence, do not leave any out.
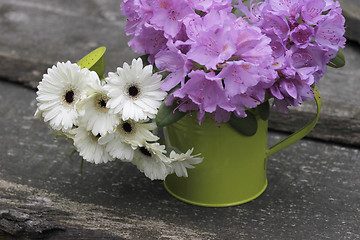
[236,0,346,112]
[150,0,194,38]
[268,0,300,14]
[260,12,290,40]
[230,93,261,118]
[315,8,346,58]
[171,71,234,114]
[301,0,326,24]
[187,0,232,12]
[155,40,194,91]
[121,0,153,36]
[185,9,237,70]
[287,46,328,82]
[290,24,314,48]
[128,26,167,57]
[121,0,346,121]
[219,61,261,96]
[186,29,236,70]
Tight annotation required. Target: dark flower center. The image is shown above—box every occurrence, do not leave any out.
[122,122,132,133]
[91,133,101,142]
[128,85,139,97]
[98,99,107,108]
[64,90,74,104]
[139,147,152,157]
[95,94,109,112]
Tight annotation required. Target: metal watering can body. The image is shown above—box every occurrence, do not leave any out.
[164,90,321,207]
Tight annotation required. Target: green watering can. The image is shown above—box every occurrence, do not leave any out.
[164,90,321,207]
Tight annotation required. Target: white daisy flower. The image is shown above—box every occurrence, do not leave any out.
[132,142,170,180]
[104,58,167,121]
[168,148,203,178]
[98,134,134,162]
[98,120,159,161]
[116,120,159,147]
[34,107,42,119]
[78,80,119,136]
[70,126,114,164]
[35,61,97,132]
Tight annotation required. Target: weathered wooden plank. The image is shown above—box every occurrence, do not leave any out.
[0,80,360,239]
[341,0,360,44]
[0,0,359,147]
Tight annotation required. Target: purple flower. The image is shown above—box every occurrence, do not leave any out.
[261,0,303,31]
[301,0,326,24]
[269,76,314,112]
[324,0,340,10]
[172,71,234,114]
[231,26,273,64]
[234,1,259,23]
[155,41,193,91]
[212,107,231,123]
[267,45,328,112]
[120,0,346,121]
[165,94,199,113]
[268,36,287,69]
[241,0,346,111]
[185,9,237,70]
[121,0,153,36]
[229,93,261,118]
[128,25,167,57]
[278,78,298,99]
[150,0,194,37]
[166,70,241,123]
[267,0,303,16]
[315,8,346,58]
[187,0,232,12]
[287,46,328,83]
[259,12,290,41]
[218,61,265,97]
[290,24,315,48]
[217,61,276,118]
[272,98,292,113]
[186,30,236,70]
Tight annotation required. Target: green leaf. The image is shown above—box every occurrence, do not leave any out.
[160,71,171,79]
[140,54,150,66]
[297,12,304,24]
[228,111,258,137]
[77,46,106,77]
[256,101,270,121]
[153,65,171,80]
[155,101,186,127]
[327,49,345,68]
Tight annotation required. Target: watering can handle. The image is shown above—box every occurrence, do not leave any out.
[266,87,322,157]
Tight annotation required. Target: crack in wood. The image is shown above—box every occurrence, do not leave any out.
[0,208,65,237]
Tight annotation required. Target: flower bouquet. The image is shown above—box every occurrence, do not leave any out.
[35,0,346,206]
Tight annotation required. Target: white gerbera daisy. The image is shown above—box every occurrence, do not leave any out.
[34,107,42,119]
[70,126,114,164]
[168,148,203,177]
[104,58,167,121]
[132,142,170,180]
[98,134,134,162]
[98,120,159,161]
[35,61,97,132]
[117,120,159,147]
[78,80,119,136]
